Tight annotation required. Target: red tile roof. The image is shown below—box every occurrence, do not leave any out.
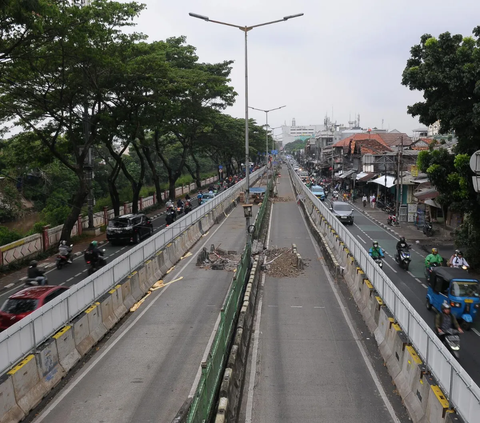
[376,132,412,147]
[332,133,392,154]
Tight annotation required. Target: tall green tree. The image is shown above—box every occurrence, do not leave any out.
[0,0,145,241]
[403,28,480,266]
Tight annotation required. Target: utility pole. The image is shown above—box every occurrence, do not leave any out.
[398,136,404,219]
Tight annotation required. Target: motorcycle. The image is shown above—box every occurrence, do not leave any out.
[85,249,107,276]
[387,214,398,226]
[439,328,461,360]
[423,221,434,237]
[56,244,73,269]
[176,202,184,215]
[25,274,49,286]
[165,208,176,226]
[425,261,442,283]
[184,201,192,214]
[374,257,383,268]
[395,248,411,270]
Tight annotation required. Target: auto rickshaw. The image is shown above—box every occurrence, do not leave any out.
[426,267,480,330]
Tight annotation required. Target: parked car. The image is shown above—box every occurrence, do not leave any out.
[106,213,153,245]
[330,201,354,225]
[201,192,216,203]
[310,185,325,201]
[0,285,69,331]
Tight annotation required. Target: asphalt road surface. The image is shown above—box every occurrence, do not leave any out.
[0,199,202,306]
[241,176,405,423]
[322,196,480,386]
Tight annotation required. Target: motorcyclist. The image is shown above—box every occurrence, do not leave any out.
[396,236,409,259]
[369,241,385,259]
[58,240,72,264]
[197,191,203,204]
[27,260,46,285]
[435,302,463,341]
[166,198,174,209]
[85,240,103,264]
[425,247,443,268]
[448,250,470,269]
[176,198,184,209]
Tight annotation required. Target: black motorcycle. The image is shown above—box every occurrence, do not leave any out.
[438,328,461,360]
[184,201,192,214]
[176,202,184,215]
[395,248,411,270]
[56,244,73,270]
[423,221,434,236]
[85,249,107,276]
[425,261,442,282]
[165,208,176,226]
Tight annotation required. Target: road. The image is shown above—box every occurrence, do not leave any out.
[0,198,202,306]
[241,175,407,422]
[29,199,251,423]
[322,196,480,386]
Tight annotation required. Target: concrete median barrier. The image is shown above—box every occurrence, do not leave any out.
[360,279,376,332]
[155,250,168,276]
[128,271,143,302]
[374,306,394,347]
[137,267,149,294]
[397,346,427,422]
[384,322,408,382]
[35,337,65,391]
[0,373,24,423]
[120,279,136,310]
[72,311,95,357]
[85,302,107,344]
[425,384,450,423]
[8,355,45,415]
[52,325,80,373]
[371,296,384,329]
[98,292,117,330]
[109,285,127,321]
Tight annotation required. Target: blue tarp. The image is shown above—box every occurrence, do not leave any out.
[250,187,266,194]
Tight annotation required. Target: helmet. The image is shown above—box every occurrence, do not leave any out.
[29,260,38,267]
[442,302,451,310]
[91,241,98,248]
[457,250,463,256]
[400,237,405,243]
[60,240,66,246]
[431,248,438,254]
[373,241,379,247]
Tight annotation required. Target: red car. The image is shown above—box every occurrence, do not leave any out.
[0,285,69,331]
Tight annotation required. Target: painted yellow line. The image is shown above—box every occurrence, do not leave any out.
[8,355,35,374]
[166,266,175,274]
[150,276,184,291]
[202,231,209,237]
[181,252,192,260]
[130,291,151,312]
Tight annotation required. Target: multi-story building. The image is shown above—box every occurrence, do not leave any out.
[279,118,324,149]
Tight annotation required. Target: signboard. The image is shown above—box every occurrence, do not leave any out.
[469,150,480,173]
[411,165,418,177]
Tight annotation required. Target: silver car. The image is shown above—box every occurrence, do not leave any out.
[330,201,354,225]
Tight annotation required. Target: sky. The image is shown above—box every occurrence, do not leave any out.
[122,0,480,136]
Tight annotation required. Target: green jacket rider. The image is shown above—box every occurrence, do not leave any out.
[425,248,443,268]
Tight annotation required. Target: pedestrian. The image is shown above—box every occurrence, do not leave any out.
[370,194,376,208]
[362,194,367,208]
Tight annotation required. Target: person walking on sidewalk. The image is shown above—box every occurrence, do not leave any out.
[362,194,367,208]
[370,194,376,208]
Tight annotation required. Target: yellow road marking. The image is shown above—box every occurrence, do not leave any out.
[166,266,175,274]
[130,291,152,312]
[150,276,184,291]
[181,252,192,260]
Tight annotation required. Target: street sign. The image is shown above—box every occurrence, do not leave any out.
[218,165,223,169]
[469,150,480,173]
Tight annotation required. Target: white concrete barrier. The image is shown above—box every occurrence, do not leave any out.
[52,325,80,373]
[35,337,65,391]
[8,355,45,414]
[137,267,149,294]
[120,279,136,310]
[0,374,24,423]
[72,312,95,357]
[425,384,450,423]
[129,272,143,301]
[85,303,107,344]
[98,293,117,330]
[110,285,127,321]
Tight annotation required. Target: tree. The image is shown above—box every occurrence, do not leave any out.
[0,0,145,241]
[403,28,480,266]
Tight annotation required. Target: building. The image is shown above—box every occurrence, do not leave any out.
[280,118,324,149]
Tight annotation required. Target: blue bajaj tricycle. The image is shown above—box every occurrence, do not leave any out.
[426,267,480,330]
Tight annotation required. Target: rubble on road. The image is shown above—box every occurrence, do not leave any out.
[262,247,305,278]
[196,245,241,271]
[271,196,293,203]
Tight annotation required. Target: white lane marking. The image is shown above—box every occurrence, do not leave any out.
[74,273,82,277]
[357,235,366,244]
[314,306,325,309]
[59,282,65,286]
[82,269,87,273]
[407,271,415,278]
[245,197,274,423]
[4,283,14,289]
[421,283,428,288]
[66,277,73,282]
[291,305,303,308]
[382,260,397,274]
[472,328,480,337]
[267,305,278,307]
[415,278,422,284]
[302,201,401,423]
[36,203,238,423]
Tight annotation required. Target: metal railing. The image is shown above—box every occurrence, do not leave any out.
[289,166,480,423]
[0,168,264,375]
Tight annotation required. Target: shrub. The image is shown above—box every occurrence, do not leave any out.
[0,226,22,246]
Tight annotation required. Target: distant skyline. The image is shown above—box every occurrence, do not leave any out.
[123,1,480,135]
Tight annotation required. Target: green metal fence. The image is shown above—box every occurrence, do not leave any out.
[186,174,272,423]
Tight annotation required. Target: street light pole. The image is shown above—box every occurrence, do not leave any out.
[189,13,303,210]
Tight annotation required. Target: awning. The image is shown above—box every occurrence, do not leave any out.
[414,188,439,200]
[369,175,396,188]
[413,178,429,184]
[356,172,376,182]
[425,199,442,208]
[339,169,356,179]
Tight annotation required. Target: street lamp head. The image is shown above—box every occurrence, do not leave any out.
[283,13,304,20]
[189,12,209,21]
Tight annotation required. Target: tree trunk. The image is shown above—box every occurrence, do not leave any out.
[130,142,146,214]
[142,145,163,205]
[108,164,121,216]
[60,171,87,242]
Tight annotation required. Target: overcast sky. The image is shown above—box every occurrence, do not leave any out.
[124,0,480,136]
